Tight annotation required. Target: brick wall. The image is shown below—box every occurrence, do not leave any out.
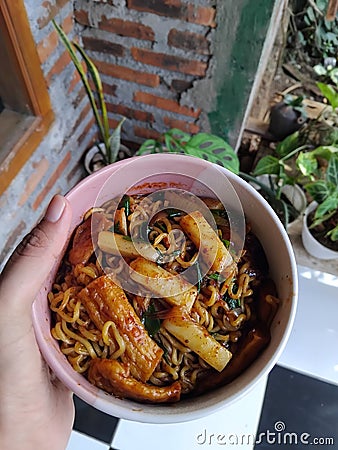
[73,0,217,147]
[0,0,276,270]
[0,0,95,270]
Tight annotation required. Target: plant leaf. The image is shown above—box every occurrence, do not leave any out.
[304,180,330,203]
[52,21,106,148]
[165,128,191,145]
[326,154,338,186]
[108,117,126,164]
[275,131,301,158]
[183,133,239,173]
[296,151,318,177]
[313,64,327,76]
[317,82,338,109]
[326,224,338,242]
[252,155,280,176]
[136,139,163,155]
[73,42,110,149]
[311,145,338,159]
[142,301,161,337]
[315,193,338,219]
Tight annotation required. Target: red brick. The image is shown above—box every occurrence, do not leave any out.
[93,59,160,87]
[134,126,162,141]
[187,5,216,27]
[131,47,207,77]
[99,16,155,41]
[38,0,70,29]
[77,117,97,148]
[18,158,50,206]
[72,86,86,109]
[82,36,125,57]
[168,29,210,55]
[67,69,81,94]
[106,103,154,123]
[72,102,92,135]
[127,0,216,27]
[89,80,117,98]
[67,60,87,93]
[74,10,155,41]
[133,91,201,118]
[74,9,90,26]
[171,79,193,93]
[45,51,72,85]
[37,14,73,64]
[101,81,117,97]
[32,152,71,210]
[163,116,200,134]
[108,117,122,131]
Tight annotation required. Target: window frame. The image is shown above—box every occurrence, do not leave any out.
[0,0,54,195]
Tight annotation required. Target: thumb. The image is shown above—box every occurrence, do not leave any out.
[0,195,72,314]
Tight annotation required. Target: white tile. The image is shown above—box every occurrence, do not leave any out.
[279,265,338,385]
[112,377,267,450]
[66,430,110,450]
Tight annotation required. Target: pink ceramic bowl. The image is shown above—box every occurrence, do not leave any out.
[33,154,297,423]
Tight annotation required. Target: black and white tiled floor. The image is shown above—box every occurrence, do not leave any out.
[68,366,338,450]
[66,266,338,449]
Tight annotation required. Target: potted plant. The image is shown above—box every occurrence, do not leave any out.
[268,94,307,141]
[136,128,240,174]
[301,151,338,259]
[53,20,130,173]
[242,132,309,228]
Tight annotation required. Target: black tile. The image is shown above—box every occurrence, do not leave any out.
[73,395,119,444]
[255,365,338,449]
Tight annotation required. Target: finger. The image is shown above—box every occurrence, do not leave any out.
[0,195,72,315]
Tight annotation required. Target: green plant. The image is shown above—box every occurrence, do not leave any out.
[289,0,338,60]
[283,94,308,119]
[314,59,338,86]
[239,171,300,228]
[53,20,125,165]
[303,153,338,242]
[252,131,309,185]
[317,81,338,110]
[136,128,240,174]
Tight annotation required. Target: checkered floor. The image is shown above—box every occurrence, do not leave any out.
[67,365,338,450]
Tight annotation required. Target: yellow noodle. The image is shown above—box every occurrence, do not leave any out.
[49,193,279,399]
[61,321,97,359]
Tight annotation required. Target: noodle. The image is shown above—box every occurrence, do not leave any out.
[49,193,279,403]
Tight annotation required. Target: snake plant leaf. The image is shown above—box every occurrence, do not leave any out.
[108,117,126,164]
[183,133,239,174]
[72,42,110,149]
[52,20,106,149]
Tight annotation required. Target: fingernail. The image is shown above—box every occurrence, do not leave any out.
[45,195,66,223]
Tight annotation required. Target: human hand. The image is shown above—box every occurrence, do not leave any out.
[0,195,74,450]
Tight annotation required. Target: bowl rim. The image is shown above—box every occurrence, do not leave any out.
[33,153,298,423]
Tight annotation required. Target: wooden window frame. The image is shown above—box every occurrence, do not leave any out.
[0,0,54,195]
